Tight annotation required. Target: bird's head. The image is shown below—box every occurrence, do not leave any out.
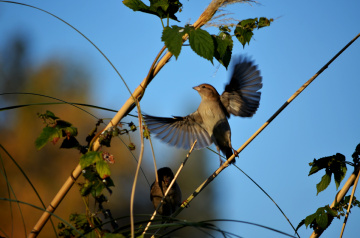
[193,84,220,100]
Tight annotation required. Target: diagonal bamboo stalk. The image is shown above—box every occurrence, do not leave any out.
[171,32,360,232]
[28,1,228,237]
[339,169,360,238]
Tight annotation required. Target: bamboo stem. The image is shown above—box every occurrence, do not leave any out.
[339,170,360,238]
[28,1,227,237]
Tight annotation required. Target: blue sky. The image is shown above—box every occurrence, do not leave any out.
[1,0,360,237]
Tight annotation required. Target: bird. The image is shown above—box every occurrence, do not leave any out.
[144,56,262,164]
[150,167,182,218]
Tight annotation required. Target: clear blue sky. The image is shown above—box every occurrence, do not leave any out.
[1,0,360,237]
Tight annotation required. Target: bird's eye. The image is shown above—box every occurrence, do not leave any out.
[201,85,206,88]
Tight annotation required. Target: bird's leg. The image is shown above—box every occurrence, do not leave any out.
[232,148,239,157]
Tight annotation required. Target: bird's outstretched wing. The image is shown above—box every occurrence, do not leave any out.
[220,57,262,117]
[143,112,212,150]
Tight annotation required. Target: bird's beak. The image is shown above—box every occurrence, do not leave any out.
[193,85,200,91]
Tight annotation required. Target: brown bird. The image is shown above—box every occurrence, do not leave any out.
[150,167,182,217]
[144,57,262,164]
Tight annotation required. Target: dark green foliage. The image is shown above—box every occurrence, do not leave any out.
[122,0,182,21]
[35,111,78,150]
[235,17,273,47]
[309,153,347,194]
[297,144,360,234]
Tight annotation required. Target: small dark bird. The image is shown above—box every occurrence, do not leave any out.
[144,57,262,164]
[150,167,182,217]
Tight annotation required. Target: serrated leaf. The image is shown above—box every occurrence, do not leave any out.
[234,27,253,47]
[334,164,347,189]
[96,159,111,179]
[315,208,328,229]
[189,28,214,63]
[161,26,187,59]
[213,32,233,69]
[80,151,102,169]
[91,180,105,197]
[316,173,331,195]
[45,110,59,120]
[258,17,272,28]
[123,0,180,21]
[309,162,321,175]
[63,126,78,137]
[295,219,305,231]
[35,126,62,150]
[123,0,150,12]
[304,212,317,228]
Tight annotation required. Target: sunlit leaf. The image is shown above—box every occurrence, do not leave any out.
[35,126,62,150]
[96,159,111,179]
[189,28,214,63]
[316,173,331,195]
[161,25,187,58]
[80,151,102,169]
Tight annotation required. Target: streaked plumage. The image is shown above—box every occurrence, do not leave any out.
[144,57,262,163]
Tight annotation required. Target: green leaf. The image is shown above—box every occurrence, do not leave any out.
[122,0,181,21]
[63,126,78,137]
[161,25,187,59]
[44,110,59,120]
[80,151,102,169]
[35,126,62,150]
[234,26,253,47]
[234,17,272,47]
[123,0,150,12]
[258,17,273,28]
[189,28,214,63]
[213,32,233,69]
[96,159,111,179]
[316,173,331,195]
[304,212,317,228]
[334,162,347,189]
[315,208,328,229]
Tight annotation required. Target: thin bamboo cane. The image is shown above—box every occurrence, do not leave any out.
[130,102,145,238]
[171,33,360,224]
[339,170,360,238]
[28,1,227,237]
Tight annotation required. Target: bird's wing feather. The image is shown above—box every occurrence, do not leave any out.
[220,57,262,117]
[143,112,212,150]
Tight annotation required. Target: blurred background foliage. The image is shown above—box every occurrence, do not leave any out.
[0,32,216,237]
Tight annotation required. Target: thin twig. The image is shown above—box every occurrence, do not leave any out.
[130,100,145,238]
[142,140,198,236]
[171,32,360,232]
[340,170,360,238]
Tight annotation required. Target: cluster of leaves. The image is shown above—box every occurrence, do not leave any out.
[296,143,360,232]
[35,110,80,150]
[123,0,182,22]
[122,0,272,68]
[309,153,347,195]
[35,111,139,236]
